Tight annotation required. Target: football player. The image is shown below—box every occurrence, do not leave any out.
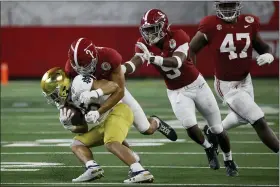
[189,1,279,154]
[65,38,177,141]
[121,8,238,176]
[41,67,154,183]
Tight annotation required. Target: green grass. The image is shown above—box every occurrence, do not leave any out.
[1,78,279,187]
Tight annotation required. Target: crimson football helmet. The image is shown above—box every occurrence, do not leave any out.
[140,9,169,45]
[214,1,242,22]
[68,37,98,75]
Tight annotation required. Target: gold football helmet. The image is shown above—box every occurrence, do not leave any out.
[41,67,71,108]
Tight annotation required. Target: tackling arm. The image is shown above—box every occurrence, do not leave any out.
[122,55,144,75]
[97,65,125,115]
[149,43,189,68]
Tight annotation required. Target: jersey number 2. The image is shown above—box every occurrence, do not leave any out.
[220,33,250,60]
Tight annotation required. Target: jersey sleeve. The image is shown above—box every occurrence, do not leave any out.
[71,75,93,103]
[173,30,190,57]
[107,48,122,70]
[198,16,215,42]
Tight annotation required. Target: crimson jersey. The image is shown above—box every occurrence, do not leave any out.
[136,29,199,90]
[198,14,260,81]
[65,47,122,80]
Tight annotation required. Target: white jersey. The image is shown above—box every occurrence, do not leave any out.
[70,75,111,124]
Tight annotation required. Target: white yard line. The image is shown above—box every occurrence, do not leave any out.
[0,183,278,186]
[0,165,278,170]
[1,152,276,155]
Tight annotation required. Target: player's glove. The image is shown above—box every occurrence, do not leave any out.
[257,53,274,66]
[79,89,104,106]
[135,42,163,66]
[85,110,100,124]
[59,107,75,131]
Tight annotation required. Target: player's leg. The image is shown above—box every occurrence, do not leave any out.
[224,83,279,153]
[195,80,238,176]
[103,103,154,183]
[71,126,105,182]
[122,140,140,162]
[167,87,218,169]
[214,77,249,130]
[123,88,177,141]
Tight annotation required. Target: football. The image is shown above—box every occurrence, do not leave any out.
[63,104,87,126]
[62,104,88,133]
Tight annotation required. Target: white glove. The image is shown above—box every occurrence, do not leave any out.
[257,53,274,66]
[135,42,163,66]
[59,107,75,131]
[85,110,100,123]
[79,90,99,106]
[136,42,152,65]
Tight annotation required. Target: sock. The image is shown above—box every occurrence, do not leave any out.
[202,139,211,149]
[86,160,98,168]
[151,117,160,128]
[222,151,233,161]
[130,162,145,172]
[132,151,140,162]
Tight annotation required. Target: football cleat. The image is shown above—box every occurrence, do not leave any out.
[203,125,219,155]
[205,146,220,170]
[151,115,178,141]
[224,160,239,177]
[72,165,104,182]
[124,170,154,183]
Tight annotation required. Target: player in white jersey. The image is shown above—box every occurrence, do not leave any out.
[41,67,154,183]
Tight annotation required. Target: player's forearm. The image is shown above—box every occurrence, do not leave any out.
[97,87,124,115]
[122,56,143,75]
[150,56,180,68]
[97,81,119,95]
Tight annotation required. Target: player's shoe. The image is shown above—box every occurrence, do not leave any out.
[151,115,178,141]
[205,146,220,170]
[124,170,154,183]
[203,125,219,155]
[224,160,239,177]
[72,165,104,182]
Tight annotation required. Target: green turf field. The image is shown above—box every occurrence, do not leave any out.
[1,79,279,187]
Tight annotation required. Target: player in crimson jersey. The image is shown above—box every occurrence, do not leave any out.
[121,8,238,176]
[189,1,279,155]
[65,37,177,143]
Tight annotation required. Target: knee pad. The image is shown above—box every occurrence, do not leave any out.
[210,124,223,134]
[70,139,85,148]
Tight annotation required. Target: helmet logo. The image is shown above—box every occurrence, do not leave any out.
[216,24,222,30]
[84,43,96,60]
[245,16,254,23]
[101,62,111,71]
[169,39,176,49]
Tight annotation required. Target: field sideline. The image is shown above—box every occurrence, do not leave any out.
[1,78,279,187]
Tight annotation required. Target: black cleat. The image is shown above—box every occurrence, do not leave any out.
[224,160,239,177]
[205,146,220,170]
[203,125,219,155]
[151,115,178,141]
